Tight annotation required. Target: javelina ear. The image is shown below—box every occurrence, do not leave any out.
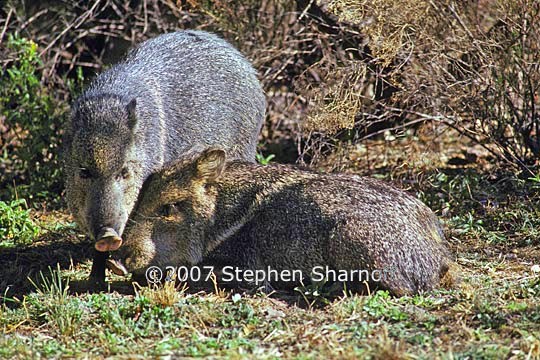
[196,148,226,182]
[126,98,137,130]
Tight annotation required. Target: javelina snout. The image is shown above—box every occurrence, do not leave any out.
[95,227,123,252]
[119,147,453,296]
[85,179,131,245]
[86,189,129,252]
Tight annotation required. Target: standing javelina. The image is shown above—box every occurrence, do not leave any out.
[63,31,265,282]
[116,148,452,296]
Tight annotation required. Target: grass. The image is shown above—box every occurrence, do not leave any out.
[1,127,540,358]
[1,269,538,358]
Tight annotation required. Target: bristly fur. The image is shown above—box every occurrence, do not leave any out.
[63,31,266,242]
[120,148,453,296]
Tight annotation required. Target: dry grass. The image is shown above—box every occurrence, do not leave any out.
[134,279,185,308]
[329,0,432,65]
[305,63,366,134]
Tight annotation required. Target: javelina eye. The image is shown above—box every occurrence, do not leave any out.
[117,167,130,180]
[79,168,91,179]
[158,204,176,217]
[158,201,186,217]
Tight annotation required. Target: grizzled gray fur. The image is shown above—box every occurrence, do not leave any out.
[116,148,452,296]
[63,31,265,276]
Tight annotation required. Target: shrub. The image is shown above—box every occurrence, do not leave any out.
[0,198,40,245]
[328,0,540,171]
[0,34,76,204]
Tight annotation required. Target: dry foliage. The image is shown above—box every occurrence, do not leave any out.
[329,0,540,171]
[329,0,431,66]
[305,63,366,133]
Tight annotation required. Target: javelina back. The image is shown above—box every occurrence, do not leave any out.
[117,148,452,296]
[63,31,265,280]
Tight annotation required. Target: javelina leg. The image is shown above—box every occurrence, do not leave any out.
[89,249,108,284]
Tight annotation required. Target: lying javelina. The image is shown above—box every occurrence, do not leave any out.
[63,31,266,282]
[114,148,452,296]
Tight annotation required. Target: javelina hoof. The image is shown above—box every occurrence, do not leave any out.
[89,249,108,285]
[95,227,123,252]
[106,258,128,276]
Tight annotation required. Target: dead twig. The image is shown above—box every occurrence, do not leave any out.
[0,7,13,45]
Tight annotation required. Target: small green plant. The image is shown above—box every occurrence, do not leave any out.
[473,298,507,329]
[362,291,409,322]
[294,279,342,308]
[451,212,485,236]
[527,173,540,190]
[0,199,40,245]
[255,153,275,165]
[28,265,82,337]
